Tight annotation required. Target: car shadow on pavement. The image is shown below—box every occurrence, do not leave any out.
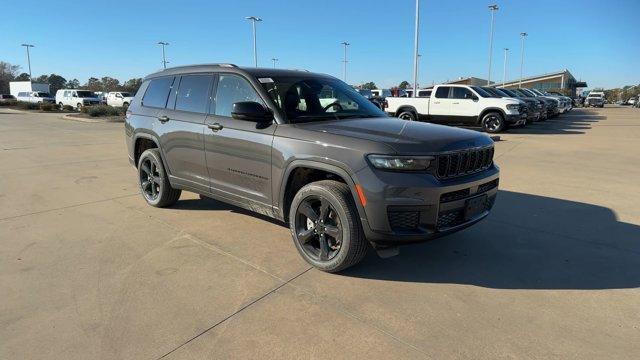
[343,190,640,290]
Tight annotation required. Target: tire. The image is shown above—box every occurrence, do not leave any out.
[76,103,83,111]
[137,148,181,208]
[58,102,64,110]
[289,180,367,273]
[481,111,505,133]
[123,102,129,108]
[397,109,417,121]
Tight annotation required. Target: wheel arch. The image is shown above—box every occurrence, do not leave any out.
[278,160,367,224]
[395,105,418,118]
[477,107,506,124]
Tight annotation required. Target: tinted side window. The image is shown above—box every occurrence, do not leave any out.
[175,75,213,113]
[452,87,473,99]
[435,87,450,99]
[213,74,263,117]
[142,77,174,108]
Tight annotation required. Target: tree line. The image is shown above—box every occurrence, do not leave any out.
[0,61,142,96]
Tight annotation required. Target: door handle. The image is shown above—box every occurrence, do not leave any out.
[452,102,460,104]
[208,123,224,131]
[157,115,170,123]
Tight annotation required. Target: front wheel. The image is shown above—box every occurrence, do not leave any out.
[481,112,506,133]
[397,110,417,121]
[289,180,367,273]
[137,149,181,207]
[58,102,64,110]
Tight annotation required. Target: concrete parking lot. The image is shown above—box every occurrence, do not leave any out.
[1,106,639,359]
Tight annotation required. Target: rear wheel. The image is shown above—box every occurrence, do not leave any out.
[76,103,83,111]
[289,180,367,273]
[397,109,417,121]
[481,112,505,133]
[137,149,181,207]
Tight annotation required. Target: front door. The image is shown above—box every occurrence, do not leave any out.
[204,73,276,210]
[450,87,479,123]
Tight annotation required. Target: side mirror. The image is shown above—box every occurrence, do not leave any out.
[231,101,273,122]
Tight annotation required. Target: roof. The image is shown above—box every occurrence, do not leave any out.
[495,69,577,88]
[144,63,333,80]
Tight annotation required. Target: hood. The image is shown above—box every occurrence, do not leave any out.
[295,117,493,154]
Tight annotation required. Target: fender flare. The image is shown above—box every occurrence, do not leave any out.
[277,159,367,223]
[132,132,171,175]
[395,105,419,118]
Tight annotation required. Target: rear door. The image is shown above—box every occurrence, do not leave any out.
[204,73,276,209]
[428,86,452,122]
[156,74,211,192]
[450,87,479,123]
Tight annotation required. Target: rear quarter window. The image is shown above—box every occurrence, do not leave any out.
[142,77,175,108]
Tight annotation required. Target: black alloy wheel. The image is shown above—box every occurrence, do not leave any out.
[294,195,343,262]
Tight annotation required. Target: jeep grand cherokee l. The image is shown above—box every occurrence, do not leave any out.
[125,64,500,272]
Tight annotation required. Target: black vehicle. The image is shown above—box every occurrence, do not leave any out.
[125,64,499,272]
[512,88,557,119]
[500,88,548,121]
[355,89,386,110]
[482,87,540,124]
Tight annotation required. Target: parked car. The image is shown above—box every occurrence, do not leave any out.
[585,91,605,108]
[545,91,573,112]
[55,89,101,110]
[106,91,135,107]
[385,84,526,133]
[528,89,570,113]
[370,89,392,98]
[355,89,386,110]
[512,88,558,118]
[16,91,55,104]
[125,64,500,272]
[498,88,547,121]
[483,87,539,124]
[0,94,18,106]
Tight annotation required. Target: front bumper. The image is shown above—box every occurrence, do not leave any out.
[356,165,500,245]
[506,113,527,126]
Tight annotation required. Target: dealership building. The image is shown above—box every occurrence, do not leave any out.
[495,69,587,97]
[443,70,587,97]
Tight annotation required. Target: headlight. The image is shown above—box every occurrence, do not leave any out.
[506,104,520,111]
[367,155,433,171]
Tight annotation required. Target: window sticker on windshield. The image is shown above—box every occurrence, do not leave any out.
[258,78,274,83]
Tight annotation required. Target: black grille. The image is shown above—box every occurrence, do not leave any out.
[437,209,465,229]
[440,188,470,203]
[477,179,499,193]
[436,146,494,179]
[388,211,420,230]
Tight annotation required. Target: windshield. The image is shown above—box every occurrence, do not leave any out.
[469,86,495,98]
[529,89,544,96]
[259,76,386,122]
[76,91,95,98]
[36,92,51,97]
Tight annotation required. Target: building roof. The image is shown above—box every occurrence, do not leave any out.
[494,69,579,88]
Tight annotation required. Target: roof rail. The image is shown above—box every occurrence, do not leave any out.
[164,63,238,71]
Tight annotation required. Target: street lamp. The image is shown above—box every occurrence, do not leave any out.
[340,41,350,82]
[158,41,169,69]
[502,48,509,87]
[245,16,262,67]
[21,44,34,82]
[271,58,278,68]
[519,32,528,88]
[487,4,499,85]
[412,0,420,97]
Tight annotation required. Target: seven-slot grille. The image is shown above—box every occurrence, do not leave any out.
[436,146,494,179]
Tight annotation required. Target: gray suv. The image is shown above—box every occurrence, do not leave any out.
[125,64,500,272]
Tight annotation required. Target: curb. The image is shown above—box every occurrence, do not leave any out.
[61,114,103,123]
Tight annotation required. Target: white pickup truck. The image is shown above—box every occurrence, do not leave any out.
[385,84,527,133]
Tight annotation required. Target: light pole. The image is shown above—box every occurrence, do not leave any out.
[340,41,350,82]
[412,0,420,97]
[271,58,278,68]
[158,41,169,69]
[487,4,499,85]
[21,44,34,82]
[245,16,262,67]
[519,32,528,88]
[502,48,509,87]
